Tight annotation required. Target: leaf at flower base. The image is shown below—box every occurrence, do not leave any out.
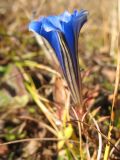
[58,149,73,160]
[57,124,73,150]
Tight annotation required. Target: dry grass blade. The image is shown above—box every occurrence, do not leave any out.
[19,116,58,136]
[110,139,120,157]
[0,137,101,147]
[23,60,60,76]
[72,107,82,158]
[25,81,59,132]
[86,137,91,160]
[0,138,68,146]
[89,114,102,160]
[17,65,59,134]
[103,0,120,159]
[67,119,120,154]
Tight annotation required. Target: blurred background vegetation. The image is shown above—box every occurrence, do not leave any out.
[0,0,119,159]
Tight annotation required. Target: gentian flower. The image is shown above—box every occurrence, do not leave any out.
[29,10,88,105]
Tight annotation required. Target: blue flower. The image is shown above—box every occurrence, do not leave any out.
[29,10,88,105]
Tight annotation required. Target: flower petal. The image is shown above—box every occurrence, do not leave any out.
[72,10,88,40]
[28,10,88,105]
[59,11,71,22]
[29,21,42,34]
[29,20,64,69]
[42,16,62,32]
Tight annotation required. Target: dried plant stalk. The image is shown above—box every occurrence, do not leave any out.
[103,0,120,159]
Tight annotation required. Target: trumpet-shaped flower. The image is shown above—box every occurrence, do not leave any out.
[29,10,88,105]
